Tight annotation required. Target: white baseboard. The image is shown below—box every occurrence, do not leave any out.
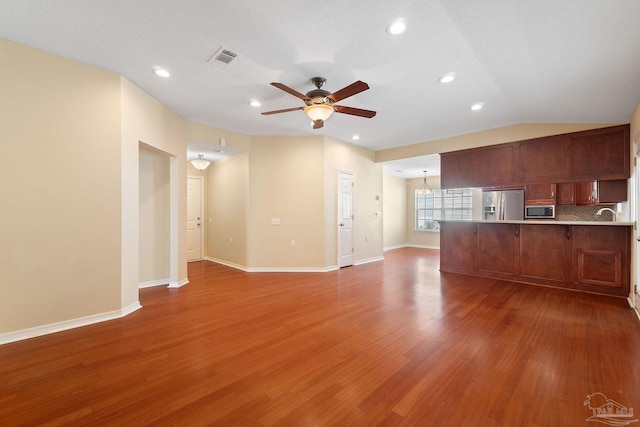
[0,302,142,345]
[355,256,385,266]
[138,278,170,289]
[384,244,407,251]
[406,244,440,250]
[168,278,189,288]
[206,257,339,273]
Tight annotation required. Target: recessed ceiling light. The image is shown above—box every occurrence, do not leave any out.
[471,103,484,111]
[439,74,455,84]
[387,19,406,35]
[352,135,360,140]
[250,100,261,107]
[153,67,170,78]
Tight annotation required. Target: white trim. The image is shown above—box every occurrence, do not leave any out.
[384,244,408,251]
[406,244,441,250]
[205,257,339,273]
[0,302,142,345]
[168,278,189,288]
[138,279,170,289]
[355,256,385,265]
[205,257,249,271]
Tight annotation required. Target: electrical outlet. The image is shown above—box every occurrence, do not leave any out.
[229,237,233,244]
[290,240,296,247]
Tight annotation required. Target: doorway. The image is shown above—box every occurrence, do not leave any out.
[187,176,204,261]
[338,171,354,267]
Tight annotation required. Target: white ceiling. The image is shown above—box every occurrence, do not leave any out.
[2,1,639,178]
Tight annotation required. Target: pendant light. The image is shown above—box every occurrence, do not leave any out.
[191,154,211,171]
[419,170,432,195]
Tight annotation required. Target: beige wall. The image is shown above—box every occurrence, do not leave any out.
[324,138,383,265]
[120,78,188,305]
[207,152,249,266]
[139,145,170,283]
[249,136,326,268]
[0,38,122,333]
[382,175,407,250]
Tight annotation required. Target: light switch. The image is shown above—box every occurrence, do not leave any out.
[271,218,281,225]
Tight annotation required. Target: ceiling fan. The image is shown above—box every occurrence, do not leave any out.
[262,77,377,129]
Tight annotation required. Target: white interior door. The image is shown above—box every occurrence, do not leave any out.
[186,176,203,261]
[338,171,354,267]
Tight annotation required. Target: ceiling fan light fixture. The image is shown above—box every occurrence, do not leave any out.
[304,104,334,122]
[191,154,211,171]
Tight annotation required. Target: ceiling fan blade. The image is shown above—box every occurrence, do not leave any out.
[261,106,304,115]
[335,105,377,118]
[270,82,310,101]
[328,80,370,102]
[313,119,324,129]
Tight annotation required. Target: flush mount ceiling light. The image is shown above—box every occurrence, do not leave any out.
[471,103,484,111]
[153,67,170,78]
[191,154,211,171]
[352,135,360,140]
[419,170,433,195]
[439,74,455,84]
[249,100,261,107]
[387,18,407,35]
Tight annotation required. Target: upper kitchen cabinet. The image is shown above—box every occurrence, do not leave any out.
[518,135,569,183]
[440,149,477,189]
[524,183,557,205]
[569,125,630,181]
[440,124,630,189]
[441,144,515,188]
[476,144,517,187]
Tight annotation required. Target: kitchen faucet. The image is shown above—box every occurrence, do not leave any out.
[595,207,617,221]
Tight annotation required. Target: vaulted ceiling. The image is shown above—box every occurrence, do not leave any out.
[2,1,639,177]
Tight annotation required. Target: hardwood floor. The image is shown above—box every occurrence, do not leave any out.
[1,248,639,426]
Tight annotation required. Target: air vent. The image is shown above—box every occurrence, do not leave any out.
[208,47,238,67]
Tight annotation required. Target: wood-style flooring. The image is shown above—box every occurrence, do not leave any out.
[1,248,639,426]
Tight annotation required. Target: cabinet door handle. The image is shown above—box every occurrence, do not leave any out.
[566,227,571,240]
[515,226,519,237]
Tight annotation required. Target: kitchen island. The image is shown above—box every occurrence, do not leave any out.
[439,220,633,297]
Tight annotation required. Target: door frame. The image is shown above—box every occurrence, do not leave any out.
[338,170,354,268]
[187,175,205,261]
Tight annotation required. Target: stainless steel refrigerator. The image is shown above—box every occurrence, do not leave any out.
[481,189,524,220]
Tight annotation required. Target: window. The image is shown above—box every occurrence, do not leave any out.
[416,187,473,232]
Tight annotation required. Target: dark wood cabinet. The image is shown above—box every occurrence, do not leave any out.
[439,221,631,297]
[476,223,519,276]
[570,125,630,181]
[440,125,630,189]
[520,224,571,284]
[439,222,476,272]
[476,144,517,187]
[440,150,477,189]
[524,183,557,205]
[571,225,630,295]
[518,135,569,183]
[557,183,575,205]
[598,180,628,203]
[575,181,598,205]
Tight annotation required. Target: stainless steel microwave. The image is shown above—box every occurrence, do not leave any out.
[525,205,555,219]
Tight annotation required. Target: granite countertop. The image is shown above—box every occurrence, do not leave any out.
[438,219,634,226]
